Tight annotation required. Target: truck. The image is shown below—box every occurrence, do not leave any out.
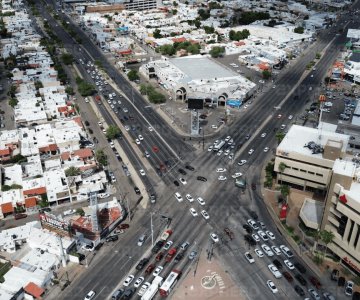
[141,276,163,300]
[160,229,173,241]
[213,140,225,151]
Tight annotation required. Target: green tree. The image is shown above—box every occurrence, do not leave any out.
[95,149,108,166]
[8,98,18,108]
[1,185,11,192]
[76,208,85,216]
[153,29,163,39]
[237,12,269,25]
[65,166,81,177]
[10,184,22,189]
[194,19,201,29]
[294,26,304,34]
[61,53,74,65]
[173,1,178,6]
[127,70,139,81]
[158,44,176,56]
[198,9,210,20]
[262,70,271,79]
[65,86,74,95]
[315,52,321,59]
[140,84,152,95]
[187,44,200,55]
[209,46,225,58]
[320,230,335,256]
[106,125,121,139]
[275,131,285,144]
[171,9,177,15]
[278,184,290,201]
[34,81,43,90]
[203,26,215,34]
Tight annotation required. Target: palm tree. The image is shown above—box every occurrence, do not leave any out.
[65,166,81,177]
[320,230,335,257]
[277,184,290,203]
[275,131,286,144]
[278,162,288,184]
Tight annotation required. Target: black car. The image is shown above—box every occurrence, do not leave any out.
[294,285,305,296]
[134,187,141,195]
[178,168,187,175]
[249,211,258,220]
[295,274,307,286]
[244,234,256,246]
[136,258,149,270]
[273,259,282,269]
[338,276,345,287]
[294,262,306,274]
[106,235,119,242]
[151,240,165,254]
[245,134,251,140]
[174,252,184,263]
[121,288,135,300]
[185,165,195,171]
[243,224,253,234]
[173,180,180,186]
[196,176,207,182]
[77,253,85,261]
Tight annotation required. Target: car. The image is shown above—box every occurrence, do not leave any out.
[280,124,286,130]
[259,221,266,229]
[308,288,321,300]
[84,290,96,300]
[255,248,264,257]
[225,136,231,142]
[279,245,293,258]
[294,285,305,296]
[224,228,234,240]
[245,252,255,264]
[228,153,234,160]
[208,145,214,151]
[283,271,293,282]
[263,147,269,152]
[284,260,294,270]
[211,124,218,129]
[288,115,293,120]
[268,264,282,278]
[178,168,187,175]
[295,274,307,286]
[153,266,163,276]
[197,176,207,182]
[123,107,128,113]
[144,264,155,275]
[123,275,134,286]
[218,175,227,181]
[210,233,219,243]
[245,234,256,246]
[163,241,173,250]
[174,192,183,202]
[174,252,184,263]
[249,211,258,220]
[138,135,143,141]
[238,160,247,166]
[137,282,151,297]
[217,150,223,156]
[188,250,197,260]
[148,126,153,131]
[309,276,322,289]
[272,259,283,269]
[245,134,251,140]
[155,252,164,261]
[323,292,336,300]
[185,165,195,171]
[257,230,268,241]
[186,194,194,202]
[261,244,274,257]
[267,280,278,294]
[190,208,198,217]
[134,277,144,288]
[139,169,146,176]
[135,139,140,145]
[294,262,306,274]
[252,234,260,242]
[277,114,282,119]
[179,178,187,185]
[231,173,243,179]
[271,246,281,255]
[248,149,254,155]
[197,197,205,205]
[247,219,259,230]
[201,210,210,220]
[216,168,227,173]
[134,187,141,195]
[243,224,252,234]
[137,235,147,247]
[224,149,230,156]
[82,244,94,252]
[173,180,180,186]
[265,230,275,240]
[124,125,130,131]
[261,132,266,138]
[144,151,150,158]
[345,281,354,296]
[106,235,119,242]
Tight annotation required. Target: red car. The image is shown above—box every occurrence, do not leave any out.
[118,224,129,230]
[224,228,234,240]
[14,213,27,220]
[309,276,322,289]
[165,248,177,262]
[156,251,164,261]
[145,264,155,275]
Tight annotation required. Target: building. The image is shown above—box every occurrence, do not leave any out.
[107,0,157,10]
[274,124,350,194]
[321,159,360,275]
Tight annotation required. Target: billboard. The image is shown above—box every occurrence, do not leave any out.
[226,99,242,108]
[39,212,71,236]
[188,98,204,110]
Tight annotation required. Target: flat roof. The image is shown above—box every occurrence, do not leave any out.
[300,198,324,229]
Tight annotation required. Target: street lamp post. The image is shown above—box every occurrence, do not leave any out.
[151,212,154,247]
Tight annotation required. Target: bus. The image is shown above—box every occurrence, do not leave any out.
[159,269,181,297]
[213,140,225,151]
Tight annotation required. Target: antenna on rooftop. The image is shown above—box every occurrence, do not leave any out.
[89,192,99,232]
[57,235,67,267]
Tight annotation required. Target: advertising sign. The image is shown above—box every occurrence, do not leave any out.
[226,99,242,108]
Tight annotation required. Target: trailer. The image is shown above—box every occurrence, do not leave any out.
[141,276,163,300]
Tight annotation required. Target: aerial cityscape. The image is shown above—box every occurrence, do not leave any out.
[0,0,360,299]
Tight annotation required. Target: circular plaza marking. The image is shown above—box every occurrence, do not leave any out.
[201,275,217,289]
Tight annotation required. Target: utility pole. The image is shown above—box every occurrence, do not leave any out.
[202,127,205,151]
[151,212,154,247]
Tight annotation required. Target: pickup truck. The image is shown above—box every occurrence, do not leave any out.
[165,248,177,262]
[160,229,173,241]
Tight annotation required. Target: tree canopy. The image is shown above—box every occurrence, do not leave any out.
[209,46,225,58]
[106,125,122,139]
[127,70,139,81]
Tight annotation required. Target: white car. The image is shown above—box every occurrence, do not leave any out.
[261,132,266,138]
[148,126,153,131]
[123,275,134,286]
[138,282,151,297]
[218,176,227,181]
[271,246,281,256]
[189,208,198,217]
[153,266,163,276]
[125,125,130,131]
[201,210,210,220]
[84,291,96,300]
[261,244,274,257]
[279,245,294,258]
[144,151,150,158]
[211,125,218,129]
[186,194,194,202]
[208,145,213,151]
[98,193,110,199]
[280,124,286,130]
[174,192,183,202]
[216,168,227,173]
[257,230,269,241]
[98,121,102,126]
[228,153,234,160]
[135,139,140,145]
[225,136,231,142]
[255,248,264,257]
[179,178,187,185]
[134,277,144,288]
[82,244,94,252]
[288,115,293,120]
[259,80,265,84]
[138,135,144,141]
[264,147,269,153]
[266,230,276,240]
[84,97,89,103]
[123,107,128,113]
[247,219,259,230]
[224,149,230,156]
[248,149,254,155]
[268,264,282,278]
[238,160,247,166]
[231,173,243,179]
[252,234,260,242]
[267,280,278,294]
[245,252,255,264]
[345,281,354,296]
[210,233,219,243]
[163,241,173,250]
[197,197,205,205]
[284,260,295,270]
[216,150,223,156]
[139,169,146,176]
